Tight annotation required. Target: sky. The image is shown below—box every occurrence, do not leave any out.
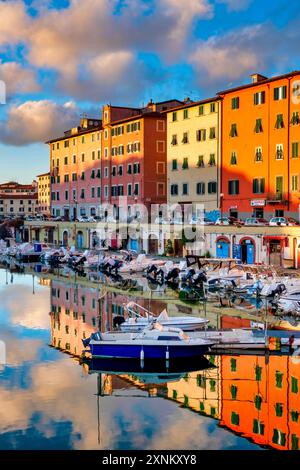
[0,0,300,182]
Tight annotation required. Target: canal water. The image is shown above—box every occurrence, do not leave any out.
[0,268,299,450]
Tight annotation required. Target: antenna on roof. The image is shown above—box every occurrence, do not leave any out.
[80,112,88,119]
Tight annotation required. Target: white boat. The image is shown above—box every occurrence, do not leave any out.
[118,302,209,332]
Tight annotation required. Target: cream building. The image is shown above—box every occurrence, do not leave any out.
[165,98,221,220]
[0,181,38,218]
[37,172,50,215]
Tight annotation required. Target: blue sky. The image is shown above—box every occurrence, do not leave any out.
[0,0,299,182]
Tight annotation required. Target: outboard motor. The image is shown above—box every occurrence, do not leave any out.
[181,268,196,283]
[113,315,126,328]
[165,267,180,283]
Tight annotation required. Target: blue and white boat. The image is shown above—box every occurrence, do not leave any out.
[82,323,213,360]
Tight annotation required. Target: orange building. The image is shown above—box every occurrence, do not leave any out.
[219,71,300,221]
[220,354,300,450]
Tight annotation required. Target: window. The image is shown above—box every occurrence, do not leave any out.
[292,434,299,450]
[272,429,286,446]
[157,182,165,196]
[230,123,238,137]
[253,178,265,194]
[292,142,299,158]
[275,114,284,129]
[127,164,132,174]
[104,186,108,198]
[170,184,178,196]
[231,412,239,426]
[254,395,262,410]
[183,109,189,119]
[127,184,132,196]
[276,371,283,388]
[64,174,69,182]
[81,153,85,162]
[134,183,139,196]
[210,103,216,113]
[118,165,123,176]
[172,159,178,170]
[255,147,263,162]
[253,420,265,436]
[199,105,204,115]
[81,171,85,180]
[91,187,95,198]
[196,129,206,142]
[118,185,124,196]
[255,118,263,133]
[91,169,95,179]
[229,180,239,195]
[172,112,177,122]
[196,182,205,195]
[182,183,189,195]
[104,167,108,178]
[254,91,265,105]
[96,169,101,178]
[292,175,298,192]
[73,155,76,164]
[210,379,216,392]
[291,111,300,125]
[72,173,77,182]
[275,176,283,198]
[182,132,189,144]
[80,189,85,199]
[276,144,284,160]
[232,97,239,109]
[182,157,189,169]
[171,135,178,145]
[112,166,117,176]
[64,140,69,148]
[197,155,204,168]
[230,385,238,399]
[255,365,262,381]
[292,376,298,394]
[111,185,117,197]
[209,127,216,139]
[156,141,164,153]
[92,151,95,160]
[291,411,299,423]
[275,403,283,417]
[274,85,287,101]
[97,187,101,197]
[230,151,237,165]
[208,181,217,194]
[209,154,216,166]
[133,163,140,174]
[64,156,68,165]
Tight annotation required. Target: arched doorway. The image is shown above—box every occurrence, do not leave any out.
[63,231,68,247]
[269,240,282,266]
[76,231,84,249]
[240,238,255,264]
[148,234,159,255]
[216,237,230,258]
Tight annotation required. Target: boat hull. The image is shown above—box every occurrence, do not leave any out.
[89,342,210,359]
[120,320,208,333]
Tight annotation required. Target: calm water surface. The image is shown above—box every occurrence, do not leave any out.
[0,268,298,450]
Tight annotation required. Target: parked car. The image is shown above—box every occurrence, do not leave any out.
[269,216,299,226]
[189,216,214,225]
[215,216,244,226]
[77,216,89,222]
[244,217,269,226]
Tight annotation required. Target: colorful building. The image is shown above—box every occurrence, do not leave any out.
[219,71,300,220]
[0,181,38,218]
[165,98,221,220]
[220,354,300,450]
[37,172,50,216]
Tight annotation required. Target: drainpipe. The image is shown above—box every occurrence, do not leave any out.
[287,78,291,213]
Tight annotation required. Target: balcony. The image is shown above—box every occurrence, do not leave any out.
[266,192,288,205]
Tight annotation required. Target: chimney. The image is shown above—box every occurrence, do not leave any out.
[251,73,268,84]
[183,97,193,104]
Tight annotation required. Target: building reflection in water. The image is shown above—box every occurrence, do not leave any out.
[50,278,300,450]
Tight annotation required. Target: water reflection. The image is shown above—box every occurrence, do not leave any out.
[0,268,299,450]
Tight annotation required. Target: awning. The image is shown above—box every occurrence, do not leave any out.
[263,236,286,240]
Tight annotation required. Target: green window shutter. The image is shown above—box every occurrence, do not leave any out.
[276,371,283,388]
[282,86,287,99]
[291,410,299,422]
[230,152,237,165]
[292,376,298,393]
[210,406,216,416]
[183,395,189,407]
[210,379,216,392]
[274,87,279,100]
[275,403,283,417]
[197,155,204,167]
[253,419,259,434]
[172,390,177,399]
[292,142,299,158]
[199,401,205,412]
[292,434,299,450]
[231,412,239,426]
[230,358,237,372]
[209,154,216,166]
[254,394,262,410]
[230,385,237,399]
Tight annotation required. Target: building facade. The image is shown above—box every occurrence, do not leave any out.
[219,71,300,220]
[165,98,221,220]
[48,100,181,221]
[0,181,38,218]
[37,172,50,215]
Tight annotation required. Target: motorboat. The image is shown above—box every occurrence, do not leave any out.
[82,322,213,360]
[118,302,209,332]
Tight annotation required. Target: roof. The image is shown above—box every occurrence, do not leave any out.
[36,172,50,178]
[218,70,300,96]
[161,96,220,114]
[109,111,163,126]
[46,124,102,144]
[0,182,36,189]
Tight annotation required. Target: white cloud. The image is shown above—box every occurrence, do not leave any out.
[0,100,79,146]
[0,61,39,96]
[0,1,30,46]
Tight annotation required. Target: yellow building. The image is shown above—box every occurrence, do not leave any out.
[165,98,221,220]
[37,172,50,216]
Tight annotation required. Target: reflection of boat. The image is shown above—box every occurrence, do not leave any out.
[82,323,213,359]
[84,356,213,384]
[119,302,209,332]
